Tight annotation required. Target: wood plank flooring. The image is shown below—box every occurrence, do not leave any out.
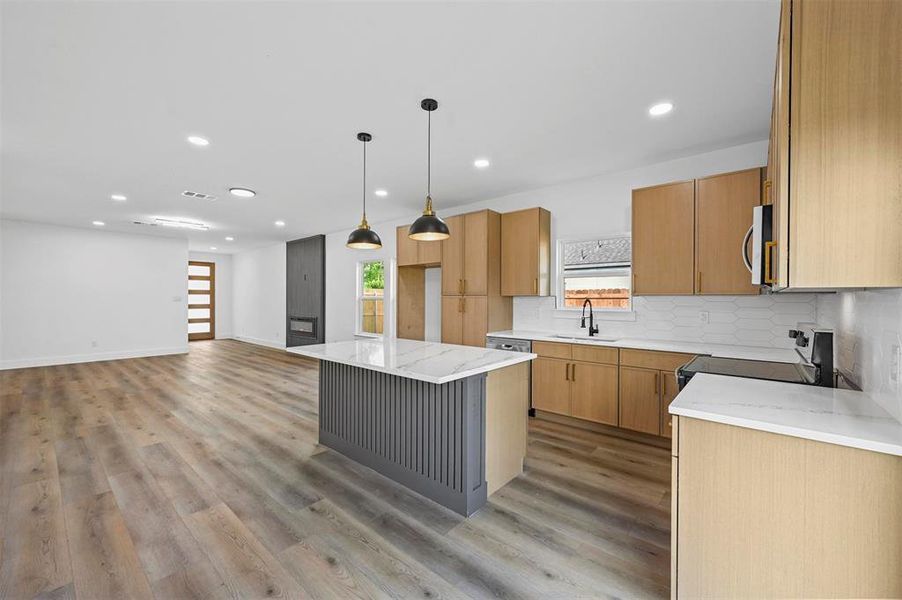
[0,340,671,599]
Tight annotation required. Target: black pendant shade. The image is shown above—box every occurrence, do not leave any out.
[409,98,450,242]
[347,132,382,250]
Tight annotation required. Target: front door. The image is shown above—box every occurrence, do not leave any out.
[188,261,215,341]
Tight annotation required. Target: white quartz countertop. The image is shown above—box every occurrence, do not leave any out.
[487,330,800,363]
[287,339,536,385]
[671,373,902,457]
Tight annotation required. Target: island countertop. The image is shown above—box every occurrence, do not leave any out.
[287,338,536,385]
[671,373,902,457]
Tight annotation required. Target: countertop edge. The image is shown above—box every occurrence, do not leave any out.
[286,347,537,385]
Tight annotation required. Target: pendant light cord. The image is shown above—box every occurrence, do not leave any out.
[427,110,431,197]
[362,138,367,220]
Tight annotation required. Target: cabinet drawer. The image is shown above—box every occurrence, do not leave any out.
[571,344,618,365]
[620,348,695,372]
[533,341,571,360]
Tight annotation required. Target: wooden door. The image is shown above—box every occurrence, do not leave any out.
[631,181,695,295]
[461,296,488,347]
[440,296,462,345]
[397,267,425,340]
[695,169,761,295]
[570,361,618,426]
[660,372,678,439]
[619,366,661,435]
[188,261,215,341]
[463,211,488,295]
[441,215,464,295]
[500,208,539,296]
[396,225,419,266]
[531,358,570,415]
[417,238,442,266]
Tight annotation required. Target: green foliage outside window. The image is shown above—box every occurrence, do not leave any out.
[362,261,384,292]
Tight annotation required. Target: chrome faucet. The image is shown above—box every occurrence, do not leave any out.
[580,298,599,337]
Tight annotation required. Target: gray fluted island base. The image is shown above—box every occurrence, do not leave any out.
[287,339,536,516]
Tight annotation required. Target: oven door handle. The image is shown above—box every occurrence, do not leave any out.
[741,225,754,273]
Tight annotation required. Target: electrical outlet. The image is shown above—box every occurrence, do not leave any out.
[890,343,901,386]
[699,311,710,324]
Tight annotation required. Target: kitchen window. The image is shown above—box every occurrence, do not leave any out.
[558,237,632,311]
[357,260,384,336]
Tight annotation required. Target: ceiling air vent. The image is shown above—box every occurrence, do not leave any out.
[182,190,217,201]
[132,220,158,227]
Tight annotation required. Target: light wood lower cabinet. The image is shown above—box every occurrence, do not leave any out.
[569,361,618,426]
[531,357,571,415]
[441,295,503,348]
[660,372,678,439]
[673,416,902,598]
[619,366,661,435]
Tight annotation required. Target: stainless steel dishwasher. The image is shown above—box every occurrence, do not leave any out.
[486,336,534,416]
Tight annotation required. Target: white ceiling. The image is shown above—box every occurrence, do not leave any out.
[1,1,778,253]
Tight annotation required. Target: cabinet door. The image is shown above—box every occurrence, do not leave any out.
[397,225,419,266]
[461,296,488,348]
[417,238,442,266]
[632,181,695,295]
[441,296,462,345]
[660,372,678,439]
[441,215,464,295]
[463,211,488,295]
[769,0,791,288]
[570,361,618,426]
[501,208,539,296]
[619,366,661,435]
[531,358,570,415]
[695,169,761,295]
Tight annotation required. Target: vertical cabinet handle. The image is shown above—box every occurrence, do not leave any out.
[571,363,576,382]
[462,279,466,294]
[533,278,538,294]
[654,371,659,396]
[458,279,463,295]
[763,179,772,204]
[764,241,777,284]
[696,271,701,294]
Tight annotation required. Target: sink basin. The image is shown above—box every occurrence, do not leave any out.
[551,334,619,343]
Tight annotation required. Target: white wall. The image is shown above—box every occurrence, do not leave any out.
[232,242,286,348]
[0,220,188,369]
[322,139,772,341]
[189,251,233,339]
[817,290,902,421]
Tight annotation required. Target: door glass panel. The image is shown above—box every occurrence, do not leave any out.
[188,279,210,291]
[188,264,211,276]
[188,293,210,306]
[188,322,210,334]
[189,308,210,319]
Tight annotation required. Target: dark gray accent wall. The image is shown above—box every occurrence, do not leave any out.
[286,235,325,346]
[318,360,487,516]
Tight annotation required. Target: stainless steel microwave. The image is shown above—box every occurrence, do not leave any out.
[743,204,773,286]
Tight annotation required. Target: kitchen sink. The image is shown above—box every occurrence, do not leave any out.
[551,334,619,343]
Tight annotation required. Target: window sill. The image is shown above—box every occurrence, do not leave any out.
[354,332,384,340]
[552,308,637,322]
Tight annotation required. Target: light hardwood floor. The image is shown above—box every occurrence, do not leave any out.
[0,340,671,599]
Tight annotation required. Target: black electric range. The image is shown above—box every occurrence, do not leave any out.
[677,326,834,390]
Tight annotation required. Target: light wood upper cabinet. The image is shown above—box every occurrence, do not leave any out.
[619,366,661,435]
[396,226,420,267]
[441,210,498,296]
[768,0,902,288]
[531,357,570,415]
[632,181,696,295]
[441,215,465,294]
[463,211,490,295]
[500,207,551,296]
[570,362,618,426]
[396,225,442,267]
[695,169,762,295]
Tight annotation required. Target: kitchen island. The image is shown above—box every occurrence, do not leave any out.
[287,338,536,516]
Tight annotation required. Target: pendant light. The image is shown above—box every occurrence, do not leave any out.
[408,98,450,241]
[346,132,382,249]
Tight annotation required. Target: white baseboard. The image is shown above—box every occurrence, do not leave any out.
[0,346,189,370]
[231,335,286,350]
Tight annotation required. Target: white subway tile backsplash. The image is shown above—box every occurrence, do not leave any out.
[513,293,817,349]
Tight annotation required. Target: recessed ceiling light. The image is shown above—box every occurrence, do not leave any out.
[274,220,285,227]
[225,236,234,241]
[649,102,674,116]
[153,217,209,231]
[110,194,127,202]
[473,158,490,169]
[229,187,256,198]
[209,246,217,251]
[187,135,210,147]
[92,220,105,226]
[374,189,388,197]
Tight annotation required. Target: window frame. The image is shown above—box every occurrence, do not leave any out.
[356,259,385,338]
[555,237,633,313]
